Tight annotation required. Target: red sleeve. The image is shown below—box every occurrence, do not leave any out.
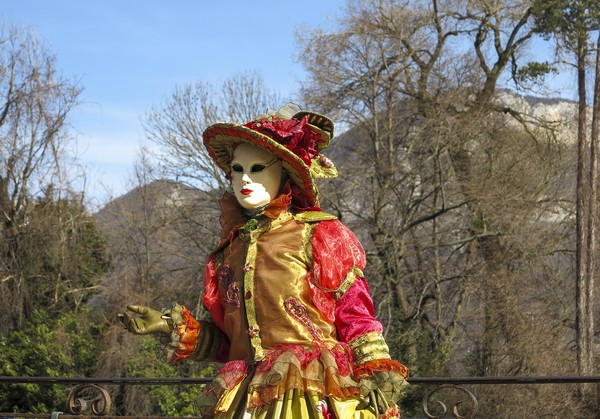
[335,279,410,380]
[311,220,367,290]
[308,220,367,322]
[334,277,383,343]
[202,254,225,332]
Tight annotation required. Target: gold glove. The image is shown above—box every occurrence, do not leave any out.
[359,388,391,416]
[117,304,177,335]
[357,371,405,415]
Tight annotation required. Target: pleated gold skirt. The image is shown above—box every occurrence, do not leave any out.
[213,388,379,418]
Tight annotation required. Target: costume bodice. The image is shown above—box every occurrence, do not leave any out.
[213,211,339,361]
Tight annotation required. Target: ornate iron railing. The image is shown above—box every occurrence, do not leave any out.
[0,375,599,418]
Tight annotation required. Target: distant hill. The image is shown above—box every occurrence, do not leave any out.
[92,179,221,311]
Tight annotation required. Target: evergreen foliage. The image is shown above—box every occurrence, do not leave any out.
[0,308,105,412]
[122,337,213,417]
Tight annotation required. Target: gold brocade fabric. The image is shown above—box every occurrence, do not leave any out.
[216,211,340,361]
[204,209,379,417]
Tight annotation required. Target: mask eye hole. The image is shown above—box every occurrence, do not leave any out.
[231,164,243,173]
[251,164,266,173]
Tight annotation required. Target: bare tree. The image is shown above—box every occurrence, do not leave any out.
[142,70,282,193]
[0,24,85,332]
[299,1,584,415]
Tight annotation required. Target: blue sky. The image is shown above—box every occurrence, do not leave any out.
[0,1,577,208]
[1,1,345,205]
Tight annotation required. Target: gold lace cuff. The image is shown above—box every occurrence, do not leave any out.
[348,331,391,365]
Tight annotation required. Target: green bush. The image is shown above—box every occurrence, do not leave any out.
[0,308,105,412]
[122,336,214,416]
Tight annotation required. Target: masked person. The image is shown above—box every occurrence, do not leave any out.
[118,104,409,418]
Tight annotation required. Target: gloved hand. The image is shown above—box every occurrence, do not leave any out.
[357,370,404,416]
[117,304,179,335]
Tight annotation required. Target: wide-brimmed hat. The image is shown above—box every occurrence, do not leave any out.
[202,104,338,207]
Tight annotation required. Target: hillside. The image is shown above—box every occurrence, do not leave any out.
[93,179,221,312]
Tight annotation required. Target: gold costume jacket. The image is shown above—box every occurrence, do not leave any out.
[165,192,408,417]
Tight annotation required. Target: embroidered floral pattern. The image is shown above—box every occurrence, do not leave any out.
[218,265,233,285]
[242,263,254,272]
[246,325,260,337]
[224,282,241,308]
[219,265,240,308]
[284,297,324,340]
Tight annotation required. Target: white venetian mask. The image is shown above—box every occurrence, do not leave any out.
[230,143,285,210]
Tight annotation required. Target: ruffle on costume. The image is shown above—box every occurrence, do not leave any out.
[355,359,410,401]
[193,341,406,418]
[159,305,229,364]
[157,304,197,363]
[198,342,367,418]
[170,306,201,362]
[249,341,358,404]
[354,359,409,381]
